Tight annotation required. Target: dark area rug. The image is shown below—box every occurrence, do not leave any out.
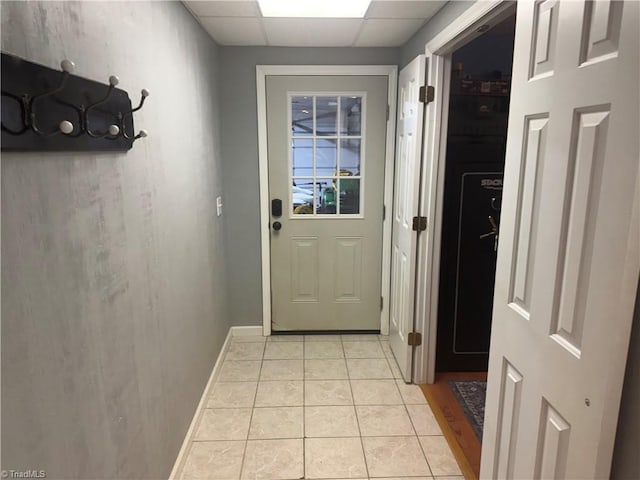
[449,380,487,439]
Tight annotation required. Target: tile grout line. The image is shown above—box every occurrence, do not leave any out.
[238,339,266,480]
[302,337,306,480]
[342,335,371,480]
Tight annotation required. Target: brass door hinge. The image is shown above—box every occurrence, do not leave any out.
[412,216,427,232]
[408,332,422,346]
[419,85,435,104]
[380,296,384,311]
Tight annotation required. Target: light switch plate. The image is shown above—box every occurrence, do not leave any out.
[216,196,223,216]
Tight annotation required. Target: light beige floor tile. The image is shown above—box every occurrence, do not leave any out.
[363,436,431,477]
[341,334,380,342]
[260,359,303,381]
[305,380,353,406]
[263,342,303,360]
[241,438,304,480]
[305,437,368,479]
[255,381,303,407]
[351,379,403,405]
[346,358,393,379]
[194,408,252,441]
[388,357,404,379]
[304,359,349,380]
[181,440,245,479]
[268,335,303,342]
[305,341,344,359]
[356,405,415,436]
[219,361,262,382]
[407,404,442,435]
[231,335,266,343]
[207,382,257,408]
[343,341,385,358]
[305,334,341,342]
[419,436,462,476]
[249,406,303,439]
[381,341,393,356]
[305,405,360,437]
[378,334,390,342]
[396,379,428,404]
[225,342,265,361]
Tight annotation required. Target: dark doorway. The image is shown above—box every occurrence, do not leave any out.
[436,14,517,373]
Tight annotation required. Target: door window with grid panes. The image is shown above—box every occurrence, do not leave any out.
[290,94,365,216]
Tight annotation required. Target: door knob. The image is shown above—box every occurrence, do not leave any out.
[272,221,282,231]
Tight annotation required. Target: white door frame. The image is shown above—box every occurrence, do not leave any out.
[413,1,517,384]
[256,65,398,336]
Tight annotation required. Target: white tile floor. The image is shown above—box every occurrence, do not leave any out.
[179,334,463,480]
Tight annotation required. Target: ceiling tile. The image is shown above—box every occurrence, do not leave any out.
[199,17,267,45]
[185,1,259,17]
[366,0,446,19]
[355,18,425,47]
[262,18,362,47]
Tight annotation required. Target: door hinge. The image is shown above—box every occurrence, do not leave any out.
[408,332,422,346]
[412,216,427,232]
[386,104,390,120]
[419,85,435,104]
[380,296,384,311]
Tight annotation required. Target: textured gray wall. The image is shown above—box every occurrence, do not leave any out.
[218,46,400,326]
[1,2,229,478]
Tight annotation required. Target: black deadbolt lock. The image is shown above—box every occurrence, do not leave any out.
[271,199,282,217]
[272,221,282,231]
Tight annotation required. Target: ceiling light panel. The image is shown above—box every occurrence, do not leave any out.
[258,0,371,18]
[262,18,362,46]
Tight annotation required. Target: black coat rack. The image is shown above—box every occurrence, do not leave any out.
[1,52,149,152]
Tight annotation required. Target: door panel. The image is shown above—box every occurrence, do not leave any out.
[389,55,426,381]
[481,1,639,478]
[267,76,388,331]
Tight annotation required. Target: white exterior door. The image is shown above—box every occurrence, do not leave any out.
[389,55,426,381]
[481,1,639,478]
[266,75,389,331]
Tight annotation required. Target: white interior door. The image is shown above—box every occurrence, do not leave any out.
[389,55,426,381]
[481,1,639,478]
[266,75,389,331]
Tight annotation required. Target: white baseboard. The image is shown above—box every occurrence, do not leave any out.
[230,325,264,337]
[168,328,233,479]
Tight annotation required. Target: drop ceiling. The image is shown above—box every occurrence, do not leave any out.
[183,1,447,47]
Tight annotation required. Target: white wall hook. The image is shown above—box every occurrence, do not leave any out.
[60,59,75,74]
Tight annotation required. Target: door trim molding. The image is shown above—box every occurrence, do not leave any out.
[256,65,398,336]
[413,1,516,384]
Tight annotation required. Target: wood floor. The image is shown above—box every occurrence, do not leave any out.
[421,372,488,480]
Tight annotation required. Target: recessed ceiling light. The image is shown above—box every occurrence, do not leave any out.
[258,0,372,18]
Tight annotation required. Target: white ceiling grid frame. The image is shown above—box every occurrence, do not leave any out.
[182,0,447,47]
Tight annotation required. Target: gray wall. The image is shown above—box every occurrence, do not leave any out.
[400,0,475,67]
[1,2,228,478]
[611,278,640,479]
[218,46,400,326]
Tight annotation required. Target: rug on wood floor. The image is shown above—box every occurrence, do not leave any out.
[449,380,487,440]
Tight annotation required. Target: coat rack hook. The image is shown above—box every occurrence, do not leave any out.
[85,75,120,138]
[121,89,150,141]
[28,59,75,136]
